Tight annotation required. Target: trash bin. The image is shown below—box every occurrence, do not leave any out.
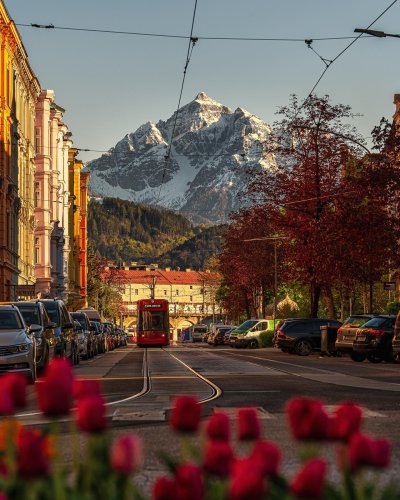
[320,325,340,355]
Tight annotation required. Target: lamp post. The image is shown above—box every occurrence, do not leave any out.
[243,235,288,330]
[354,28,400,39]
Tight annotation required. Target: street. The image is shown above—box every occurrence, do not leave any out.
[16,344,400,495]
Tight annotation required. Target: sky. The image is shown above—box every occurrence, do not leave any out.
[6,0,400,163]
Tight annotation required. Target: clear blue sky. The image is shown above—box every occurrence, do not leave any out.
[7,0,400,162]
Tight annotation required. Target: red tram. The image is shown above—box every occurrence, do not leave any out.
[136,299,170,347]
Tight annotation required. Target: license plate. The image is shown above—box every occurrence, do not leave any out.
[357,336,366,341]
[343,336,354,340]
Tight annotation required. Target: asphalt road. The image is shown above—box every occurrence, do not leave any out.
[17,344,400,495]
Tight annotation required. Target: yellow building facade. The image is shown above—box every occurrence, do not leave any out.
[0,3,39,299]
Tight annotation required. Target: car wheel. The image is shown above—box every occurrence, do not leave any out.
[393,352,400,364]
[350,352,366,362]
[295,339,312,356]
[367,353,382,363]
[249,340,258,349]
[29,360,37,384]
[38,345,49,375]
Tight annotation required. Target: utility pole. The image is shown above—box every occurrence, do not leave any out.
[145,274,158,299]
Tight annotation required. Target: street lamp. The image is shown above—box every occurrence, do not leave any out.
[354,28,400,39]
[243,235,289,330]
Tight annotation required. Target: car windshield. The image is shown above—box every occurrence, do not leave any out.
[237,320,258,330]
[42,304,60,326]
[344,316,370,327]
[16,306,40,326]
[0,311,24,329]
[362,317,389,328]
[72,315,86,328]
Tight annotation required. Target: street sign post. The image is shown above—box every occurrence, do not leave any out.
[383,282,396,291]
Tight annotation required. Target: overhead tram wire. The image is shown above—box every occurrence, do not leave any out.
[155,0,199,205]
[15,23,368,43]
[300,0,399,104]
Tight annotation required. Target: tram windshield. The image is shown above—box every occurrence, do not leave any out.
[138,311,169,332]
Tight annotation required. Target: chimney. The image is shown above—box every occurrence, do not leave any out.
[165,267,171,272]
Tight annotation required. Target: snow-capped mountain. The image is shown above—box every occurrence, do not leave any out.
[86,92,275,223]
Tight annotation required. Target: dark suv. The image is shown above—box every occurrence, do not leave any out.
[40,300,79,365]
[14,301,57,373]
[276,318,342,356]
[353,315,396,363]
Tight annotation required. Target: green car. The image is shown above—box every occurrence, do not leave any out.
[229,319,280,348]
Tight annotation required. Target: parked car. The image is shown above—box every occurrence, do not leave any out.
[0,304,40,382]
[335,314,377,361]
[190,324,207,343]
[71,312,95,359]
[4,301,57,373]
[126,327,136,344]
[353,315,396,363]
[230,319,271,349]
[391,309,400,362]
[40,300,79,365]
[276,318,342,356]
[208,325,236,346]
[90,321,107,353]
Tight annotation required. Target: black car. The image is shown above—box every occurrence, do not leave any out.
[14,301,57,373]
[335,314,377,361]
[71,312,95,359]
[208,326,234,346]
[40,300,79,365]
[276,318,342,356]
[353,315,396,363]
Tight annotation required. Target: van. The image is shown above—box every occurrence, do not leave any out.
[76,307,101,322]
[229,319,272,349]
[190,324,207,342]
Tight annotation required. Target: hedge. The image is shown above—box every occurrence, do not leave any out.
[258,330,275,348]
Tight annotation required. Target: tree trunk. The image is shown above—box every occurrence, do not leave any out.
[310,282,322,318]
[322,286,336,319]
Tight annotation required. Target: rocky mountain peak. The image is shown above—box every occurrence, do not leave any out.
[86,93,275,224]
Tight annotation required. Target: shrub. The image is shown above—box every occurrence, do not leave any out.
[258,330,275,348]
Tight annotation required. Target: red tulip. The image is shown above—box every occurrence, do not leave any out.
[286,398,330,441]
[73,379,101,400]
[153,476,179,500]
[170,396,201,433]
[331,402,363,441]
[0,493,7,500]
[0,462,8,478]
[2,373,27,409]
[205,412,230,442]
[111,434,142,475]
[76,395,107,433]
[349,433,391,470]
[203,441,233,477]
[237,408,261,441]
[290,458,327,499]
[249,440,281,477]
[0,388,14,417]
[229,458,267,500]
[36,358,74,417]
[175,464,204,500]
[17,429,49,478]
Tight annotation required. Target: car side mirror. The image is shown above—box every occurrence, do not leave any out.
[29,324,42,334]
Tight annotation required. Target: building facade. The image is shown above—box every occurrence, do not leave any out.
[0,3,39,301]
[34,91,75,300]
[118,265,222,333]
[67,147,89,309]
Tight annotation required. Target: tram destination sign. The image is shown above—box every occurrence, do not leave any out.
[144,303,162,309]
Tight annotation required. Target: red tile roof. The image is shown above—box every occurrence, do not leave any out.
[121,269,220,285]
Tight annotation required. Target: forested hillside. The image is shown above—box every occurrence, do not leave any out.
[88,198,225,269]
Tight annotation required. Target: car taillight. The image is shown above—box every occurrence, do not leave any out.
[370,329,385,337]
[337,327,343,335]
[278,329,284,337]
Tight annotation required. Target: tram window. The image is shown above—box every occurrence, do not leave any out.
[140,311,168,331]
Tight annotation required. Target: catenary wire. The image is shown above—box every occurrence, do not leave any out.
[15,23,370,42]
[155,0,199,204]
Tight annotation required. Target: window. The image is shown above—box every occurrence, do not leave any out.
[164,290,167,296]
[34,182,40,208]
[190,296,193,302]
[34,237,40,265]
[35,127,41,154]
[189,285,193,289]
[135,289,138,295]
[176,290,179,296]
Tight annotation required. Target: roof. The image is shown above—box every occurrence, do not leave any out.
[121,269,220,286]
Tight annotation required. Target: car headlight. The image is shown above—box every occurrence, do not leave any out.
[18,344,29,352]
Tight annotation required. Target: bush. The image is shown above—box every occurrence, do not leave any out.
[386,301,400,315]
[258,330,274,348]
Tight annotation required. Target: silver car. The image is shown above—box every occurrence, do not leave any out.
[0,304,39,382]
